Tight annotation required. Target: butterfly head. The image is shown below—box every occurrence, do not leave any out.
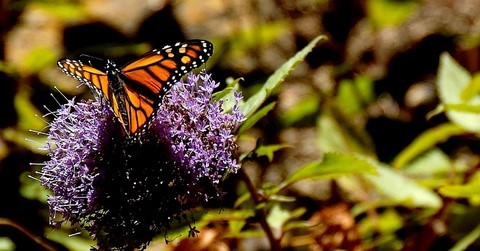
[105,60,120,75]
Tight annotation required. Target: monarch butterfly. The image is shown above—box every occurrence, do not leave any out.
[57,40,213,137]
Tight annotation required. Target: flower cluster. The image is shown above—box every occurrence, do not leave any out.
[39,71,244,250]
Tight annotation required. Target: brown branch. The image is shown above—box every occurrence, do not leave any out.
[0,218,57,251]
[239,168,280,251]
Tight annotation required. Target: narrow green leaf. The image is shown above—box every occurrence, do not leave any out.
[281,152,377,189]
[444,103,480,113]
[392,123,466,168]
[460,73,480,101]
[439,182,480,199]
[240,35,327,118]
[363,164,442,209]
[449,223,480,251]
[437,53,480,132]
[238,102,276,134]
[213,77,241,100]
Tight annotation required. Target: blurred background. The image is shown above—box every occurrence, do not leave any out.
[1,0,480,250]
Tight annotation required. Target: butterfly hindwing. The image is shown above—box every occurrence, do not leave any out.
[57,40,213,137]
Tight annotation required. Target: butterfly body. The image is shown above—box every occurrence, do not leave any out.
[58,40,213,137]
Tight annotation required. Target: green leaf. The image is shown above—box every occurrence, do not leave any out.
[22,46,59,74]
[19,172,49,202]
[392,123,466,168]
[437,53,480,133]
[367,0,418,28]
[444,103,480,113]
[460,73,480,101]
[358,209,403,237]
[255,143,290,162]
[15,87,47,132]
[279,95,320,126]
[47,231,94,251]
[336,75,374,115]
[317,112,372,155]
[266,204,291,230]
[213,77,243,113]
[238,102,276,134]
[450,223,480,251]
[439,176,480,199]
[281,152,377,190]
[0,237,15,251]
[402,149,453,176]
[240,35,326,118]
[363,164,442,209]
[213,77,242,100]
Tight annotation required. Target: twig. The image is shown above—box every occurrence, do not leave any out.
[0,218,57,251]
[239,168,280,251]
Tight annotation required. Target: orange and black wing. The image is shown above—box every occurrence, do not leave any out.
[57,59,129,131]
[119,40,214,135]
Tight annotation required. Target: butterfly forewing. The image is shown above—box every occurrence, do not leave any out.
[57,40,213,137]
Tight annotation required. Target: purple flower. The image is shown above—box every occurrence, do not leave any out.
[39,71,244,250]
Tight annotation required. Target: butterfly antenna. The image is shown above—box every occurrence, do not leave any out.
[79,54,106,66]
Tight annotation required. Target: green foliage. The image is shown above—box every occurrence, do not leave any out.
[279,152,377,191]
[437,53,480,133]
[392,123,466,168]
[363,163,442,209]
[46,231,94,251]
[0,237,15,251]
[255,143,289,162]
[450,223,480,251]
[238,102,276,134]
[22,47,59,75]
[367,0,418,28]
[336,75,374,115]
[278,95,320,126]
[240,35,327,118]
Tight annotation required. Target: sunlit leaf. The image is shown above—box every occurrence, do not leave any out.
[437,53,480,133]
[266,204,291,230]
[402,149,453,176]
[240,35,326,118]
[19,172,49,202]
[0,237,15,251]
[444,103,480,113]
[439,174,480,200]
[280,152,377,190]
[363,164,442,209]
[392,123,466,168]
[460,73,480,101]
[3,128,47,155]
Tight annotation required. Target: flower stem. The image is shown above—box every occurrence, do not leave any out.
[0,218,57,251]
[239,168,280,251]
